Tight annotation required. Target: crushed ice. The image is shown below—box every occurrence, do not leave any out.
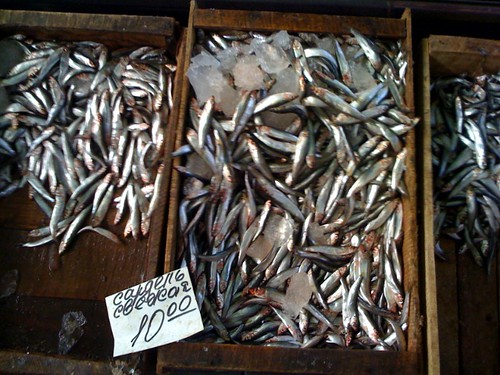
[58,311,87,355]
[283,272,312,318]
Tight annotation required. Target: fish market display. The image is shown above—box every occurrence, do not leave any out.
[174,29,417,349]
[0,35,175,254]
[431,75,500,273]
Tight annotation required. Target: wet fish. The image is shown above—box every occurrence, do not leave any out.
[0,35,175,256]
[175,29,416,349]
[431,74,499,272]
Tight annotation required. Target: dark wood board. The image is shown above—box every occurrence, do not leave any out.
[457,252,499,375]
[193,8,406,38]
[0,352,112,375]
[0,10,175,51]
[434,241,459,375]
[0,9,178,300]
[0,9,180,372]
[415,37,440,375]
[159,1,422,374]
[0,296,111,359]
[428,35,500,78]
[0,227,154,300]
[0,296,154,374]
[422,34,500,375]
[157,342,421,375]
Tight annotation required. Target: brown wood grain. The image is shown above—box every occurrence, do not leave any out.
[0,188,47,230]
[0,227,153,300]
[0,296,112,359]
[0,10,179,302]
[157,342,420,374]
[425,34,500,375]
[0,9,180,372]
[457,253,499,375]
[0,352,112,375]
[400,9,422,357]
[193,9,406,38]
[434,241,460,375]
[0,10,174,45]
[416,38,440,375]
[163,2,196,277]
[428,35,500,77]
[163,30,190,275]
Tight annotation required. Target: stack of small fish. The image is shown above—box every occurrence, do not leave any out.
[431,75,500,273]
[0,35,175,254]
[175,29,417,349]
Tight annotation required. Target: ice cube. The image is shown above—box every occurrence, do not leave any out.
[317,37,337,56]
[254,42,290,74]
[217,47,238,74]
[283,272,311,318]
[190,50,220,68]
[236,41,256,55]
[270,67,299,95]
[58,311,86,355]
[247,234,273,263]
[263,213,293,247]
[271,30,291,51]
[350,59,377,91]
[233,55,265,90]
[344,45,360,61]
[187,64,225,105]
[219,82,239,116]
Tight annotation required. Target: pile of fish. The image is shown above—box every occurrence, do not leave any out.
[431,75,500,273]
[175,29,417,349]
[0,35,175,254]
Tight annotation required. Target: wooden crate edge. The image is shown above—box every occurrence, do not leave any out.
[0,9,175,37]
[159,3,422,373]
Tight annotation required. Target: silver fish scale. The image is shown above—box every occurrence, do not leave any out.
[0,35,176,255]
[176,29,417,350]
[431,74,500,272]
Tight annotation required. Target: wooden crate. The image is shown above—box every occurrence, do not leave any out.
[0,10,184,373]
[418,35,500,375]
[158,1,422,374]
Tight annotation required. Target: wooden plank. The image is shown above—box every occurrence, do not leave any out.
[193,8,406,38]
[435,244,460,375]
[157,343,420,375]
[425,34,500,375]
[0,295,158,373]
[416,38,440,375]
[0,10,179,303]
[164,2,196,275]
[399,9,421,357]
[457,253,499,375]
[0,9,180,374]
[0,10,174,36]
[428,35,500,77]
[0,352,112,375]
[0,10,176,50]
[0,227,155,300]
[0,296,111,359]
[0,188,46,230]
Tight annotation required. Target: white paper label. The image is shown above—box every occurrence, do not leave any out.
[105,267,203,357]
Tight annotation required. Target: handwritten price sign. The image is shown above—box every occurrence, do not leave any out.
[105,267,203,357]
